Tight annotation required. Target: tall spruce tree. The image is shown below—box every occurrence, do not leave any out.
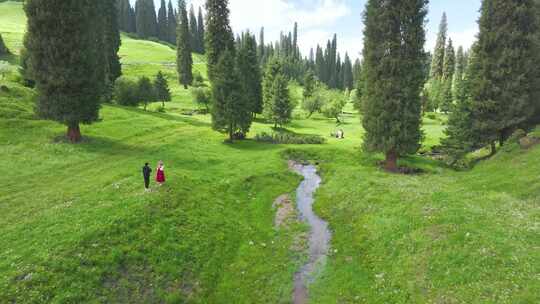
[342,53,354,91]
[258,27,265,64]
[440,38,455,113]
[157,0,168,41]
[211,49,246,141]
[362,0,428,171]
[430,13,447,79]
[176,0,193,89]
[167,0,177,44]
[117,0,131,32]
[205,0,235,81]
[237,32,263,117]
[197,7,205,53]
[154,71,172,107]
[470,0,538,151]
[189,5,200,53]
[136,0,158,38]
[453,46,466,103]
[25,0,106,142]
[292,22,299,60]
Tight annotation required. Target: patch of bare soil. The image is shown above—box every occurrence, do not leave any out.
[273,194,295,228]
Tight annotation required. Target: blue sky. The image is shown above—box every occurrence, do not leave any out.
[147,0,482,60]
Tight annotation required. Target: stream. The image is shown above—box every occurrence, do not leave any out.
[291,163,331,304]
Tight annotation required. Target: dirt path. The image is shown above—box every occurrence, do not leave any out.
[290,162,331,304]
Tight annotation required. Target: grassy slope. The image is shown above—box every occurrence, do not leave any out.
[1,1,539,303]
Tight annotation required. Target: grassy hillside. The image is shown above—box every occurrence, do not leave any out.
[1,1,539,303]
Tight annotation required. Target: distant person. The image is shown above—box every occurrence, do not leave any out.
[156,160,166,186]
[142,163,152,192]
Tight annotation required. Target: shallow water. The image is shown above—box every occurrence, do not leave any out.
[291,163,331,304]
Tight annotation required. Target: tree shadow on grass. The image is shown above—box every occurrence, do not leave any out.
[111,104,211,128]
[220,138,283,152]
[56,135,154,157]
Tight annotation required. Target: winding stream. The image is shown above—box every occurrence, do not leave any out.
[291,163,331,304]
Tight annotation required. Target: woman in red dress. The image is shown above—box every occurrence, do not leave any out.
[156,160,165,185]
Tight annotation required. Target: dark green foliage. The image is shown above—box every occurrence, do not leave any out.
[176,0,193,89]
[25,0,107,142]
[205,0,235,82]
[0,33,10,55]
[191,86,211,111]
[157,0,168,41]
[189,5,201,53]
[197,7,205,54]
[237,32,263,115]
[322,90,347,123]
[18,47,34,88]
[135,0,158,39]
[167,0,177,44]
[211,49,250,140]
[117,0,136,33]
[154,71,171,107]
[342,53,354,90]
[469,0,538,150]
[113,77,140,106]
[453,46,466,99]
[303,71,316,100]
[254,131,326,145]
[263,59,292,128]
[440,38,455,113]
[430,12,447,80]
[361,0,428,171]
[103,0,122,85]
[137,76,154,110]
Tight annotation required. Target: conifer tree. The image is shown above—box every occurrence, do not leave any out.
[440,38,455,113]
[430,13,447,79]
[197,7,205,53]
[128,4,137,33]
[469,0,538,151]
[453,46,466,102]
[237,32,263,116]
[292,22,298,60]
[157,0,168,41]
[137,76,155,111]
[177,0,193,89]
[263,58,292,127]
[205,0,235,81]
[25,0,106,142]
[167,0,177,44]
[189,5,200,52]
[154,71,171,107]
[362,0,427,171]
[342,53,354,90]
[117,0,131,32]
[303,71,316,100]
[136,0,158,38]
[211,49,246,141]
[335,54,343,90]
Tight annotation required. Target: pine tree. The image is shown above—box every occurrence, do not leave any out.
[237,32,263,116]
[137,76,155,111]
[136,0,158,38]
[315,45,325,82]
[362,0,427,171]
[177,0,193,89]
[453,46,466,102]
[104,0,122,85]
[167,0,176,44]
[128,4,137,33]
[440,38,455,113]
[258,27,265,64]
[25,0,106,142]
[303,71,316,100]
[0,33,9,55]
[342,53,354,90]
[117,0,131,32]
[205,0,235,81]
[189,5,200,53]
[335,53,343,90]
[211,49,246,141]
[157,0,168,42]
[292,22,298,60]
[197,7,205,53]
[470,0,538,152]
[430,13,447,79]
[154,71,171,107]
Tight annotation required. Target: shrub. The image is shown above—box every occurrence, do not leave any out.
[191,87,211,111]
[192,71,206,87]
[254,131,326,145]
[507,129,527,144]
[113,77,139,106]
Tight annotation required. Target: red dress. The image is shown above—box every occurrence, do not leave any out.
[156,166,165,183]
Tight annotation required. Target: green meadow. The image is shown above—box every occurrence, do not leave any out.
[1,1,539,303]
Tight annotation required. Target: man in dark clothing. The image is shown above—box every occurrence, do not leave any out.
[142,163,152,191]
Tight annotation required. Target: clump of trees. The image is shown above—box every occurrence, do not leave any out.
[113,72,171,110]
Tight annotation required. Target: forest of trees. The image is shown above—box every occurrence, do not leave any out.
[19,0,540,170]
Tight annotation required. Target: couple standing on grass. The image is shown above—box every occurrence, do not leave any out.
[142,161,166,192]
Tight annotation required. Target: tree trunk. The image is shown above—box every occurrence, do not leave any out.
[490,141,497,156]
[67,123,82,143]
[385,149,398,172]
[229,123,234,143]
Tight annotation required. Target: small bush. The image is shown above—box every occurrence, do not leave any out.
[113,77,139,106]
[254,131,326,145]
[191,87,211,111]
